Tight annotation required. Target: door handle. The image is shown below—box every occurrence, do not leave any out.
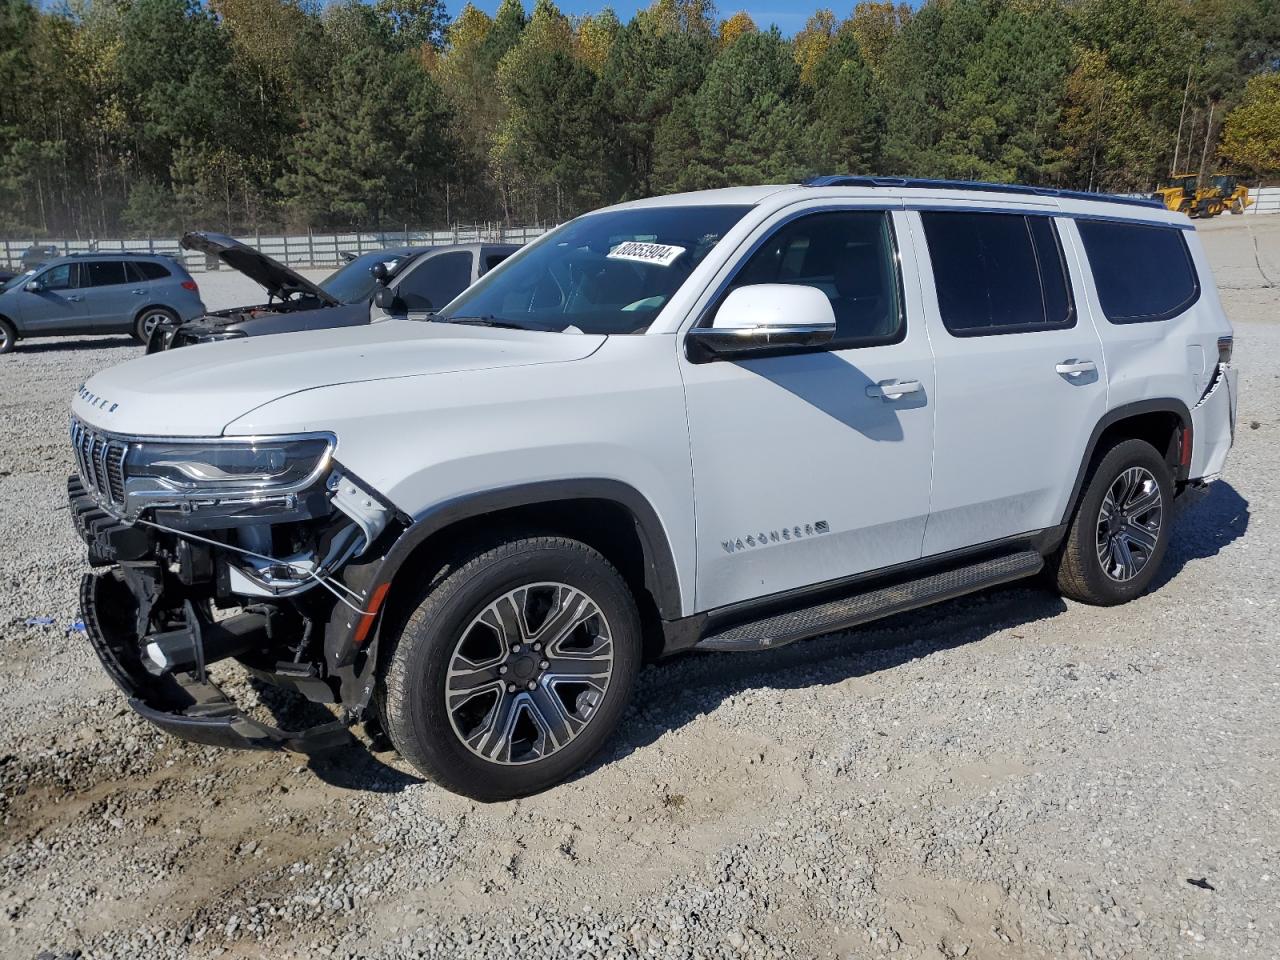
[65,295,82,302]
[1055,359,1096,376]
[131,288,146,295]
[866,379,923,400]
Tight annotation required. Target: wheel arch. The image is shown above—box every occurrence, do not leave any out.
[348,479,684,662]
[1062,399,1192,525]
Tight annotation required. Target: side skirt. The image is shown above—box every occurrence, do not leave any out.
[657,528,1065,657]
[694,550,1043,653]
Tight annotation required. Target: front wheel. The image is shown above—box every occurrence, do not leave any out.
[1054,439,1174,606]
[379,536,641,801]
[134,307,177,344]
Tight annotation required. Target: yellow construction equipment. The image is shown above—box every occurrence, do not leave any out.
[1208,174,1253,215]
[1154,173,1253,218]
[1153,173,1199,214]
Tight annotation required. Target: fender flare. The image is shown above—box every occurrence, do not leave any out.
[1061,398,1192,525]
[326,477,686,705]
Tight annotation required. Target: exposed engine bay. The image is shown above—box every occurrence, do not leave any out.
[70,436,406,753]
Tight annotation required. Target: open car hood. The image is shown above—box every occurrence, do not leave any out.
[181,231,341,306]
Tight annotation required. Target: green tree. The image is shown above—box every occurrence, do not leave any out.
[1220,71,1280,175]
[279,51,455,228]
[807,28,881,174]
[657,28,809,191]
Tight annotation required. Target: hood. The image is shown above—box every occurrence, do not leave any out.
[72,320,607,437]
[181,231,341,306]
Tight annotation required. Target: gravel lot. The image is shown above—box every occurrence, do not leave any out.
[1,220,1277,960]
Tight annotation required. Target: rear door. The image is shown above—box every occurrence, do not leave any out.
[81,259,140,331]
[910,206,1109,555]
[14,262,88,334]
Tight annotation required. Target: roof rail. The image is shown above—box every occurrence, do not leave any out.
[801,175,1165,210]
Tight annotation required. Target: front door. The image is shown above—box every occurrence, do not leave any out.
[908,207,1109,556]
[680,207,936,612]
[14,262,88,334]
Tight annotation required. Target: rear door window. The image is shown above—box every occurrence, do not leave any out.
[921,211,1075,336]
[85,260,129,287]
[1076,220,1200,323]
[396,252,473,312]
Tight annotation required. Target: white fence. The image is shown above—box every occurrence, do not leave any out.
[0,224,550,273]
[1245,186,1280,214]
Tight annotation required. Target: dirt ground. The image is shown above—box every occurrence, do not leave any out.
[0,217,1277,960]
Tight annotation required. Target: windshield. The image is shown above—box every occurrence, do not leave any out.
[320,250,410,304]
[1,270,35,293]
[436,205,751,334]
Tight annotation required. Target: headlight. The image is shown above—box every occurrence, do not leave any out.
[126,437,333,490]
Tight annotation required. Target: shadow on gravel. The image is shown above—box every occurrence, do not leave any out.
[243,675,423,794]
[1157,480,1250,589]
[584,581,1071,782]
[12,336,138,354]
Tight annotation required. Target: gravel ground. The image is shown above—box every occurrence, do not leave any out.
[0,221,1277,960]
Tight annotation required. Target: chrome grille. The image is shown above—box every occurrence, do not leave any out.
[70,418,128,506]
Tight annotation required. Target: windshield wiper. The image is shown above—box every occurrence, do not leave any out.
[436,315,558,331]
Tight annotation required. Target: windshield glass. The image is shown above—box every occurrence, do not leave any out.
[436,205,751,334]
[1,270,35,293]
[320,250,410,304]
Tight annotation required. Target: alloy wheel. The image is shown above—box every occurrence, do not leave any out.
[139,310,169,340]
[445,582,614,765]
[1095,466,1163,583]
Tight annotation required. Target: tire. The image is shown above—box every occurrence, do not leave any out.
[380,536,642,801]
[134,307,177,344]
[1055,439,1174,606]
[0,317,15,354]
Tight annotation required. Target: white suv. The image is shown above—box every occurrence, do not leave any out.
[69,177,1237,800]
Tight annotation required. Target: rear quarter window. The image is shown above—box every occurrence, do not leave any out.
[1076,220,1200,323]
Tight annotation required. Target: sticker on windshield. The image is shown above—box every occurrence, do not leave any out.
[607,241,686,267]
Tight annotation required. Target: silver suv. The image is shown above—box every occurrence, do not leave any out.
[0,253,205,353]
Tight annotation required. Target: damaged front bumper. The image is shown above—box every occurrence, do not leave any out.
[69,452,403,755]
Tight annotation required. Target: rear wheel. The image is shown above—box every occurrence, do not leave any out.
[0,317,15,354]
[379,536,641,801]
[1055,439,1173,606]
[134,307,177,344]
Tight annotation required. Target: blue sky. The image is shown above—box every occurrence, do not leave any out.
[459,2,822,35]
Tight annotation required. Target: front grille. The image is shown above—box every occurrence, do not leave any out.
[70,418,128,507]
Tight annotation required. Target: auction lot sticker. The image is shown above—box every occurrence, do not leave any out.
[608,241,687,266]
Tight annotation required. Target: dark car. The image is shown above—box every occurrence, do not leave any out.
[151,232,519,351]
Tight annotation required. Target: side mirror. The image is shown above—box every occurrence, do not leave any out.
[25,280,43,293]
[687,284,836,361]
[373,285,405,313]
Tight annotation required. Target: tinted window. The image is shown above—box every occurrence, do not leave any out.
[40,263,77,290]
[438,205,751,334]
[85,260,128,287]
[483,252,511,274]
[132,260,171,281]
[397,252,473,311]
[922,212,1074,336]
[1076,220,1199,323]
[725,210,903,348]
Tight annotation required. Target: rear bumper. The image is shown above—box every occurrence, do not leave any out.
[80,568,355,755]
[1189,363,1237,481]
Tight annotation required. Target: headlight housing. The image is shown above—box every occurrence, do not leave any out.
[127,437,333,491]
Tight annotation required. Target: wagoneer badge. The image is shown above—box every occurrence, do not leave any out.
[723,521,829,554]
[77,384,118,413]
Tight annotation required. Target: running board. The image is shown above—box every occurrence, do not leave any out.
[695,550,1044,653]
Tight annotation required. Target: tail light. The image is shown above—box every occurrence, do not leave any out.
[181,279,199,293]
[1217,336,1233,364]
